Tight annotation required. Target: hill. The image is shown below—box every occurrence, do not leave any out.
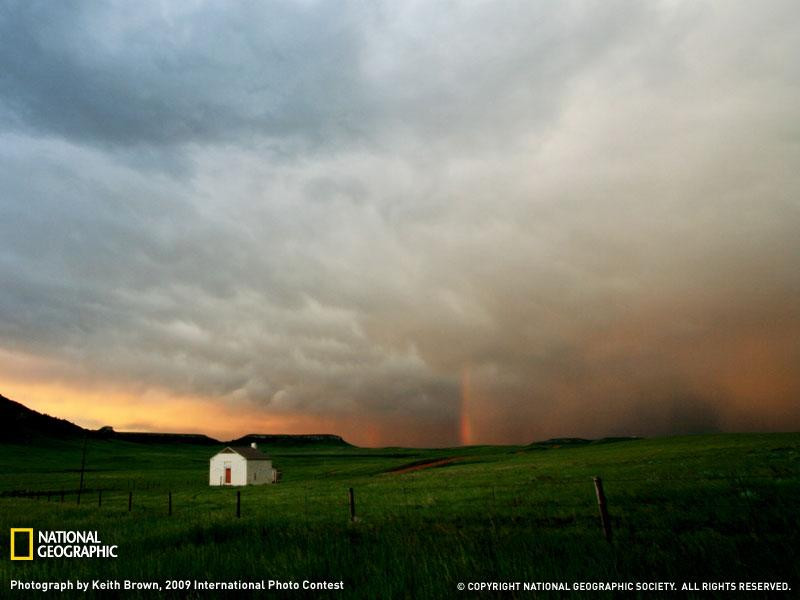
[0,393,84,442]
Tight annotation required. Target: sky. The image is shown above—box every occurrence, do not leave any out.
[1,1,799,446]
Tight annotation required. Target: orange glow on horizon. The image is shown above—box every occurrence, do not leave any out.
[0,377,459,447]
[0,379,338,442]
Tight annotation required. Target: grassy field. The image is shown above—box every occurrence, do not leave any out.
[1,433,799,598]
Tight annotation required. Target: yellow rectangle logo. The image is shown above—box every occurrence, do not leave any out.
[10,528,34,561]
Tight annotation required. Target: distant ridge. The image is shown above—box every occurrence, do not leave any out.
[227,433,352,447]
[527,436,640,449]
[0,393,352,447]
[94,427,219,446]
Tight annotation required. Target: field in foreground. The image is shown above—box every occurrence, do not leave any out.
[1,433,799,598]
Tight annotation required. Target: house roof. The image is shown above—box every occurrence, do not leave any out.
[216,446,271,460]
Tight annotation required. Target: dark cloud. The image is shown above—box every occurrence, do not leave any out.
[0,1,799,445]
[0,1,365,148]
[0,1,657,153]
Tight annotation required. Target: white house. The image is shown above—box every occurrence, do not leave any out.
[209,443,278,486]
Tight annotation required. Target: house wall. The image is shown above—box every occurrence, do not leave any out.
[209,453,247,486]
[246,460,275,486]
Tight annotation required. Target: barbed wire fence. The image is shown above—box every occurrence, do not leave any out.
[2,470,799,542]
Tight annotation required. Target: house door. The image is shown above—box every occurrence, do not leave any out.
[225,467,231,484]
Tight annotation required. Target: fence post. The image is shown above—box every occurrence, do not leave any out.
[349,487,356,522]
[128,491,132,512]
[236,491,241,518]
[168,491,172,516]
[593,476,612,542]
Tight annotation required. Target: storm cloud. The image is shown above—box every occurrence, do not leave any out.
[1,1,799,445]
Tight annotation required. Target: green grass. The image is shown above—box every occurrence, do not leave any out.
[1,433,799,598]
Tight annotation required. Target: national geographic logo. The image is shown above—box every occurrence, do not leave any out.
[10,529,33,561]
[9,529,118,560]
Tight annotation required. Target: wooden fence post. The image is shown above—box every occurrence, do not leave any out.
[593,476,612,542]
[78,434,87,500]
[168,491,172,516]
[128,491,132,512]
[349,487,356,522]
[236,491,241,518]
